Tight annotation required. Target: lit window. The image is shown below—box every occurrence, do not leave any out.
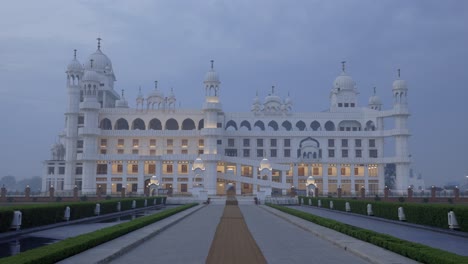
[118,139,124,147]
[150,139,156,147]
[133,139,139,148]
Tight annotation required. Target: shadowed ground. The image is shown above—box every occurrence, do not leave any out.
[206,196,267,264]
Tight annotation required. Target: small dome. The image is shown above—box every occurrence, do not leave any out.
[67,59,83,72]
[264,94,282,104]
[204,60,220,83]
[334,72,356,90]
[85,49,113,72]
[393,79,407,90]
[148,89,164,99]
[204,70,219,83]
[285,96,292,105]
[369,95,382,105]
[115,98,128,108]
[82,70,100,82]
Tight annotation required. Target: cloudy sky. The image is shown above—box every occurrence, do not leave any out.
[1,0,467,186]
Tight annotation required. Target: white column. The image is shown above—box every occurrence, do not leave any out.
[322,163,329,195]
[252,165,258,195]
[106,162,112,194]
[350,164,356,195]
[137,160,144,194]
[364,164,369,194]
[293,164,299,189]
[236,164,241,195]
[122,161,128,193]
[337,164,342,189]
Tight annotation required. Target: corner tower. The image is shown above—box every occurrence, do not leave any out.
[201,60,223,195]
[392,69,411,192]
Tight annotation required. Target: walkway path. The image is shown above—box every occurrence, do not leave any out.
[292,205,468,256]
[109,205,224,264]
[241,205,371,264]
[206,204,266,264]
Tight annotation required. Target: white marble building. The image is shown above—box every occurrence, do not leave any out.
[43,40,411,196]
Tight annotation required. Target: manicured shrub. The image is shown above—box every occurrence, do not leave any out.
[0,197,165,233]
[269,204,468,264]
[0,203,197,264]
[299,196,468,231]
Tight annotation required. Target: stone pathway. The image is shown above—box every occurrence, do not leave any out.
[206,204,267,264]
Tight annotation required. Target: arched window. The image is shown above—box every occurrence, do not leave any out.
[296,121,306,131]
[240,120,251,131]
[225,120,238,131]
[365,120,376,131]
[254,120,265,131]
[115,118,129,130]
[132,118,146,130]
[338,120,362,131]
[99,118,112,130]
[324,121,335,131]
[165,118,179,130]
[148,118,162,130]
[198,119,204,130]
[310,121,321,131]
[182,118,196,130]
[268,121,279,131]
[282,121,292,131]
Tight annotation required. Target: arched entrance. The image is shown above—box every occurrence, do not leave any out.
[226,182,236,196]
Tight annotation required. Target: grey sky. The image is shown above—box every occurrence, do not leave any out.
[0,0,467,186]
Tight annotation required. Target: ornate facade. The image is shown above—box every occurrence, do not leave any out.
[42,40,411,196]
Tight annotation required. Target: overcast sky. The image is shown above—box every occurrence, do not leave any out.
[1,0,467,186]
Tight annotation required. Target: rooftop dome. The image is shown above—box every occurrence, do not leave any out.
[116,90,128,108]
[82,70,100,82]
[148,81,164,99]
[264,86,282,104]
[369,94,382,105]
[392,69,407,90]
[204,60,219,83]
[392,79,407,90]
[85,49,113,72]
[333,72,356,90]
[67,49,83,72]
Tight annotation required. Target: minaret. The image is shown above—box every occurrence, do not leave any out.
[392,69,411,193]
[64,49,83,191]
[201,60,222,195]
[79,60,101,193]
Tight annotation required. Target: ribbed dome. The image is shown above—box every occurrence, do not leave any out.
[264,94,281,104]
[393,79,407,90]
[369,95,382,105]
[82,70,100,82]
[204,70,219,83]
[148,89,164,99]
[85,49,113,72]
[334,73,356,90]
[67,59,83,72]
[115,98,128,108]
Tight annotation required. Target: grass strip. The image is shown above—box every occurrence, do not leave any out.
[1,203,197,264]
[268,204,468,264]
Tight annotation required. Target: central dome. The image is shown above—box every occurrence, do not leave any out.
[334,73,356,90]
[85,49,113,73]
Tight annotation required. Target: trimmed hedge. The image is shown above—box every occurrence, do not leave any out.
[0,203,197,264]
[299,196,468,232]
[0,197,166,232]
[269,204,468,264]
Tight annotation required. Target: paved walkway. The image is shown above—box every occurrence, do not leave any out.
[241,205,372,264]
[292,205,468,256]
[206,204,266,264]
[109,205,224,264]
[56,203,422,264]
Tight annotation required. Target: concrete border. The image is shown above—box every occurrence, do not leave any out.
[260,205,419,264]
[57,204,206,264]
